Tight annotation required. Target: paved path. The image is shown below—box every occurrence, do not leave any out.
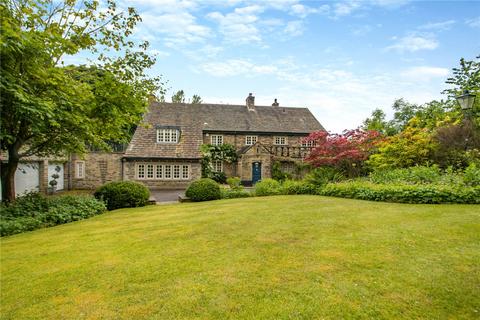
[150,189,185,203]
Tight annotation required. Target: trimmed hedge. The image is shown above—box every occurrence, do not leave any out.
[281,180,319,195]
[0,194,106,237]
[254,179,282,196]
[221,188,251,199]
[319,181,480,204]
[94,181,150,210]
[186,178,221,201]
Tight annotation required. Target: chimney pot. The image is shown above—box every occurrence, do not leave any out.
[246,93,255,110]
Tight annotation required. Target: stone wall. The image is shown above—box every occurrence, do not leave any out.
[70,152,124,190]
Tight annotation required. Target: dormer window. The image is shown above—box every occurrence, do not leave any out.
[157,128,180,143]
[211,135,223,145]
[274,136,287,145]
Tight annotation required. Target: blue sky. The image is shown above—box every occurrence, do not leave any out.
[73,0,480,132]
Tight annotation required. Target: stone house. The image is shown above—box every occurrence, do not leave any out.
[3,94,324,195]
[115,94,324,188]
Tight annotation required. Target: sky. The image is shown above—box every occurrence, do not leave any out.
[70,0,480,133]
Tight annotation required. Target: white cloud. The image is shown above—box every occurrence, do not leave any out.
[386,33,438,52]
[196,56,445,132]
[334,1,361,17]
[207,5,264,44]
[401,66,449,81]
[290,3,329,18]
[284,20,304,37]
[140,11,211,47]
[419,20,455,31]
[199,59,278,77]
[466,16,480,28]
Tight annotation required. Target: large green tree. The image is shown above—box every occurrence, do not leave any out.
[0,0,162,201]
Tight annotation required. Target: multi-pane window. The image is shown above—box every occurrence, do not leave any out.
[157,128,180,143]
[245,135,258,145]
[137,164,145,179]
[301,140,316,147]
[137,163,190,180]
[173,165,180,179]
[182,165,189,179]
[211,135,223,145]
[156,165,163,179]
[212,160,223,173]
[274,136,287,145]
[146,164,154,179]
[164,165,172,179]
[75,161,85,179]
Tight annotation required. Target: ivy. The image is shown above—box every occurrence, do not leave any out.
[200,144,238,178]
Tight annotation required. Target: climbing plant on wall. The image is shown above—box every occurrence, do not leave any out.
[200,144,238,181]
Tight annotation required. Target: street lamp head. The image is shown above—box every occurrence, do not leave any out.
[456,90,476,111]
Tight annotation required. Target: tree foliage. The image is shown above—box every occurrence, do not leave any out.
[367,118,438,170]
[171,90,202,104]
[0,0,162,201]
[304,129,382,177]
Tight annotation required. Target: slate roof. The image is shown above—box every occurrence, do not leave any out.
[124,102,324,159]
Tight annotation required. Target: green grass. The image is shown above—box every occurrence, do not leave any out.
[1,196,479,319]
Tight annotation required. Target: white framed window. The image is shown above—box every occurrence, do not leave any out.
[136,163,190,180]
[137,164,145,179]
[211,135,223,145]
[75,161,85,179]
[182,165,189,179]
[157,128,180,143]
[156,165,163,179]
[245,135,258,146]
[301,140,316,147]
[173,165,180,179]
[274,136,287,145]
[146,164,154,179]
[212,160,223,173]
[164,165,172,179]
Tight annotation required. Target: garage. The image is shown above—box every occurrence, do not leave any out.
[14,162,40,196]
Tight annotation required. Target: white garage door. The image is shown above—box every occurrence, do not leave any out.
[48,163,64,191]
[15,162,40,196]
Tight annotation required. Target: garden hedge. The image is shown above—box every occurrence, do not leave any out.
[319,181,480,204]
[186,178,221,201]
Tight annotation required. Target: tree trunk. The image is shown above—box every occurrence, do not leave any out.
[1,146,20,202]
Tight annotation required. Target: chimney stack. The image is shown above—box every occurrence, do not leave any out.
[272,98,279,107]
[246,93,255,110]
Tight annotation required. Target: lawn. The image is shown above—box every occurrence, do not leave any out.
[1,196,479,319]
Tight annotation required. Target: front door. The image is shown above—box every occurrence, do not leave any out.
[252,162,262,184]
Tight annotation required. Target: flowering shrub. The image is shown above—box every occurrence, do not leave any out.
[304,129,382,177]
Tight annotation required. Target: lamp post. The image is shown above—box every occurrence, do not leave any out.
[455,90,476,115]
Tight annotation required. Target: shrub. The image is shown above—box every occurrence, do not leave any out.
[370,165,442,185]
[211,171,227,184]
[254,179,282,196]
[271,161,292,182]
[0,194,106,237]
[221,188,251,199]
[94,181,150,210]
[319,181,480,204]
[186,178,221,201]
[281,180,318,195]
[304,167,344,187]
[463,163,480,187]
[226,177,243,190]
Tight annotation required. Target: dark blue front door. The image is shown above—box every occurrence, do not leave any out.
[252,162,262,184]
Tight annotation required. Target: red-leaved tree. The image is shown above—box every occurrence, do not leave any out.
[303,129,382,176]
